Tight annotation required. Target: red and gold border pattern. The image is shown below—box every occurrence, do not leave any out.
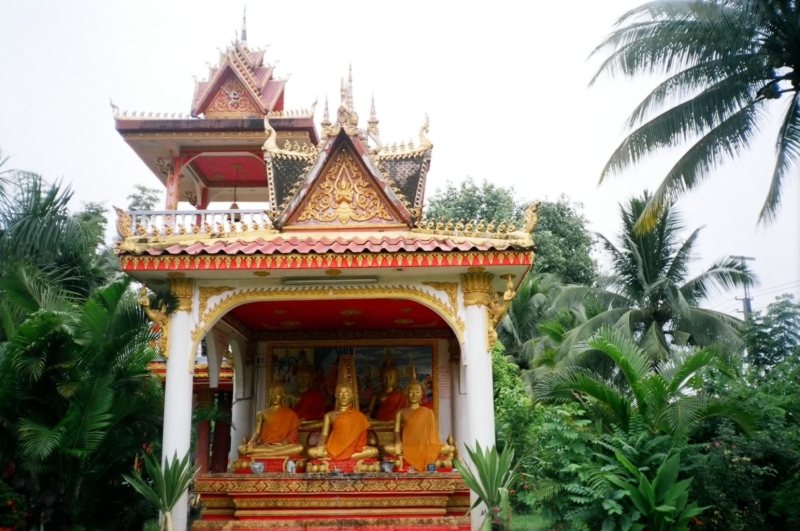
[119,251,533,272]
[194,473,467,494]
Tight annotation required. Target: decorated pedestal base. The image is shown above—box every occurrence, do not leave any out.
[232,457,307,474]
[193,472,471,530]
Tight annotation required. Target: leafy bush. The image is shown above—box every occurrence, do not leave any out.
[0,480,28,530]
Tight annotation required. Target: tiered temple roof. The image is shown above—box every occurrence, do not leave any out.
[113,21,538,271]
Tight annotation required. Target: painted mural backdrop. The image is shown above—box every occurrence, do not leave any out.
[269,343,435,412]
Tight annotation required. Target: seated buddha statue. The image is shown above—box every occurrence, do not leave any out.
[368,350,407,425]
[237,385,305,458]
[382,371,455,472]
[289,361,326,426]
[308,356,378,460]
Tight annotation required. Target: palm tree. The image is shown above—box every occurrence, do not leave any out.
[552,193,755,361]
[592,0,800,230]
[0,277,164,530]
[536,327,757,436]
[497,273,564,369]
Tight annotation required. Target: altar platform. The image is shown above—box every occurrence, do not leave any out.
[193,472,471,530]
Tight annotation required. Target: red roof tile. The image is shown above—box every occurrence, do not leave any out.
[135,235,521,257]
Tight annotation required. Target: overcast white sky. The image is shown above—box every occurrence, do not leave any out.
[1,0,798,316]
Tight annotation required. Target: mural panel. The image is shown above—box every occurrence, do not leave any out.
[268,340,437,417]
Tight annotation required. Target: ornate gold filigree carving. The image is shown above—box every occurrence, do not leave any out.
[232,496,448,509]
[169,278,194,312]
[523,201,541,233]
[193,474,467,494]
[460,273,494,307]
[137,287,170,357]
[191,285,465,355]
[422,281,459,312]
[198,286,235,317]
[114,207,133,238]
[295,149,394,225]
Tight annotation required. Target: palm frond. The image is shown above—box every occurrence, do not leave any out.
[760,92,800,223]
[636,99,767,233]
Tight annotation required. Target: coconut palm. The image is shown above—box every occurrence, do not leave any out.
[497,273,564,369]
[536,326,757,435]
[592,0,800,230]
[551,193,755,361]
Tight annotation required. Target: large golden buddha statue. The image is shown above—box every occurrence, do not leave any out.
[308,356,379,460]
[382,370,455,472]
[368,350,407,423]
[238,385,304,458]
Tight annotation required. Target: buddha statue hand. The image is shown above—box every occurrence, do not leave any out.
[307,444,328,459]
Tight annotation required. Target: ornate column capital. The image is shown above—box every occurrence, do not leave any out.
[460,272,494,307]
[169,276,194,312]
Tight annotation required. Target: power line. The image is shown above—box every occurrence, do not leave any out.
[731,256,756,318]
[749,280,800,296]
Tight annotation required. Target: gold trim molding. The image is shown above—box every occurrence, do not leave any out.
[421,281,459,312]
[190,285,466,356]
[169,278,194,312]
[198,286,235,316]
[460,272,494,307]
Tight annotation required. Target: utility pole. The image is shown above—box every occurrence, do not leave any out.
[731,255,756,318]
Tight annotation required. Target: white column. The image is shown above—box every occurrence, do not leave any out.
[229,343,255,464]
[161,279,194,531]
[463,304,495,448]
[449,340,470,455]
[461,273,497,531]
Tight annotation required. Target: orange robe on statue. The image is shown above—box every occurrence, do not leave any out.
[375,390,407,421]
[326,408,370,460]
[259,406,301,444]
[402,407,444,472]
[294,389,327,421]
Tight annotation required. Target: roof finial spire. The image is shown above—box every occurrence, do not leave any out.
[346,64,354,109]
[367,93,380,140]
[340,77,347,105]
[321,94,331,127]
[241,6,248,43]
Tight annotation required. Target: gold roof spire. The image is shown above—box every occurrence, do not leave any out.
[368,93,380,138]
[346,64,354,110]
[241,6,247,44]
[321,94,331,127]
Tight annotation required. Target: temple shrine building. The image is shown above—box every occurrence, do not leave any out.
[113,18,538,531]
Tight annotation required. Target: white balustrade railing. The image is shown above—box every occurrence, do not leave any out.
[123,209,273,238]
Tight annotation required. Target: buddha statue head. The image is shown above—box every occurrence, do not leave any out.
[406,366,423,405]
[335,384,356,409]
[334,354,359,410]
[379,349,399,392]
[268,384,287,407]
[296,360,314,392]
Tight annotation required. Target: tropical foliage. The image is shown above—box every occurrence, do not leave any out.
[454,442,521,531]
[741,294,800,376]
[606,453,707,531]
[123,451,198,531]
[0,174,165,530]
[552,192,754,361]
[426,180,597,284]
[537,327,757,435]
[592,0,800,228]
[127,184,163,211]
